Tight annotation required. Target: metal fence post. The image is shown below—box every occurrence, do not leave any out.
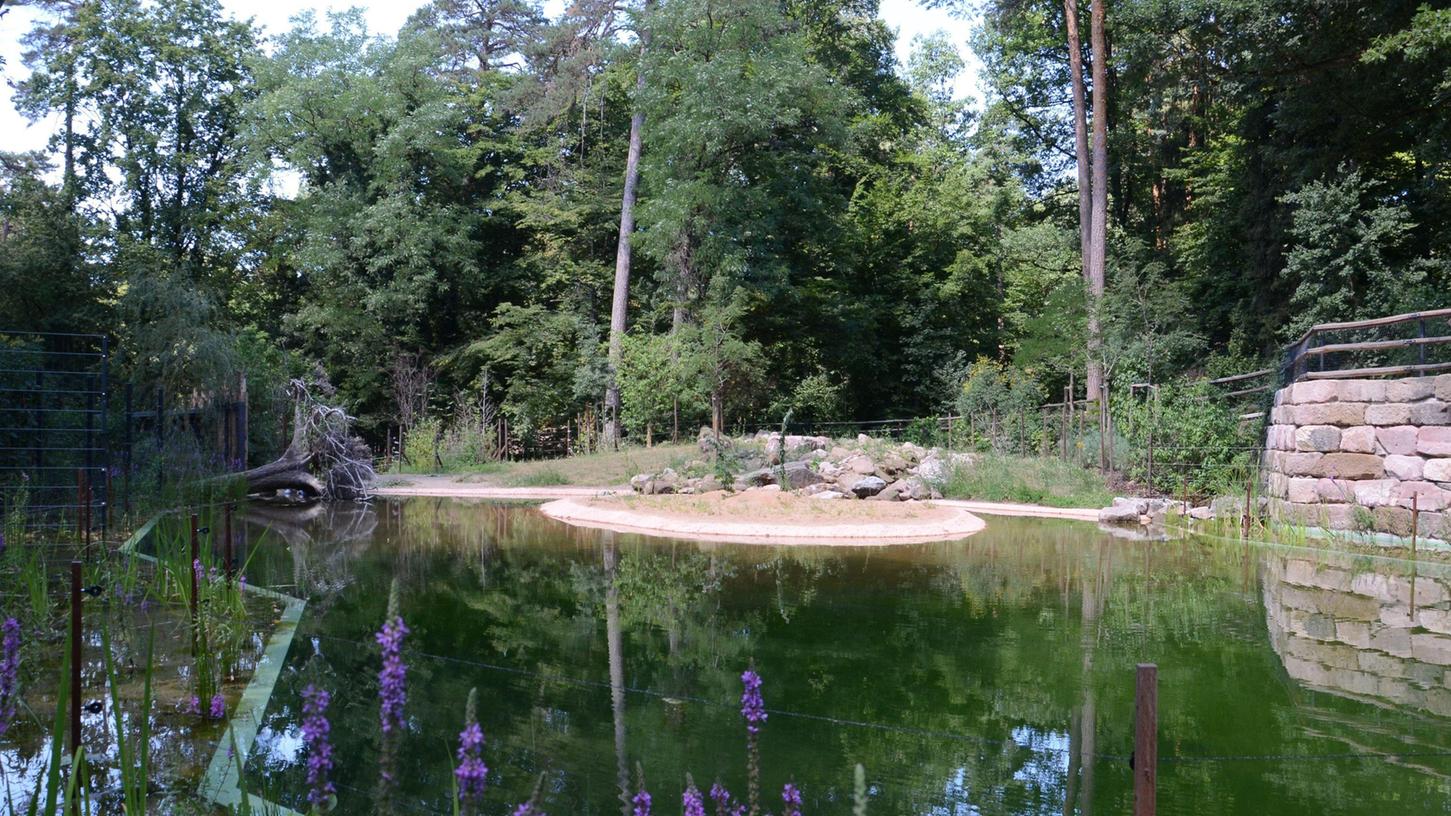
[1134,664,1158,816]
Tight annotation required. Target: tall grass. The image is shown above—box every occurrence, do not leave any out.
[931,453,1113,508]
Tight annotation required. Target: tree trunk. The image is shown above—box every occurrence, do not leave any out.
[604,4,653,451]
[1064,0,1091,281]
[1086,0,1110,399]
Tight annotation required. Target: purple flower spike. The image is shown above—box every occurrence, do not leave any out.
[302,684,336,809]
[0,618,20,736]
[683,783,706,816]
[709,783,743,816]
[631,788,652,816]
[511,804,545,816]
[210,692,226,720]
[454,721,488,803]
[740,670,766,735]
[376,614,409,734]
[193,558,204,587]
[781,783,803,816]
[185,695,201,716]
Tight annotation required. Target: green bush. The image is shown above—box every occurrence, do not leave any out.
[1113,378,1259,497]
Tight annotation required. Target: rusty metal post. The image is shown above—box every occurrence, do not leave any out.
[1134,663,1158,816]
[189,513,200,622]
[1411,494,1419,561]
[70,561,82,756]
[224,503,235,581]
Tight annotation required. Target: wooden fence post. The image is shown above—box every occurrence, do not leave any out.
[1134,663,1158,816]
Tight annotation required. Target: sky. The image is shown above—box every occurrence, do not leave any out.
[0,0,981,158]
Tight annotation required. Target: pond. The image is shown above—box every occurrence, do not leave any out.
[204,498,1451,815]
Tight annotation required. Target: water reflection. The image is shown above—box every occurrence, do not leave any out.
[1264,553,1451,717]
[223,498,1451,816]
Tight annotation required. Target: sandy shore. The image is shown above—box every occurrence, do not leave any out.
[537,492,986,545]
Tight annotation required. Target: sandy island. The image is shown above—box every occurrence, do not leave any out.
[538,490,986,545]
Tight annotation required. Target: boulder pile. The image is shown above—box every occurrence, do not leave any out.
[629,429,974,501]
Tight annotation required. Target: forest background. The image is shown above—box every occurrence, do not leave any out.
[0,0,1446,463]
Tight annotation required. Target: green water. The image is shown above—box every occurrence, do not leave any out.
[213,498,1451,815]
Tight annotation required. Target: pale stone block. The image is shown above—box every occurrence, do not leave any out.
[1379,676,1413,704]
[1358,649,1407,677]
[1291,380,1342,404]
[1380,605,1414,628]
[1315,478,1353,502]
[1282,452,1324,476]
[1295,402,1367,427]
[1436,374,1451,402]
[1397,481,1449,512]
[1387,378,1437,402]
[1286,477,1318,503]
[1271,405,1293,424]
[1378,426,1419,455]
[1339,380,1387,402]
[1315,452,1385,480]
[1410,400,1451,426]
[1374,505,1415,536]
[1419,427,1451,456]
[1284,559,1318,586]
[1417,608,1451,636]
[1351,571,1391,600]
[1425,458,1451,483]
[1339,425,1377,453]
[1366,403,1413,425]
[1353,478,1400,507]
[1385,454,1425,480]
[1411,632,1451,666]
[1370,624,1414,658]
[1296,425,1342,452]
[1336,619,1372,648]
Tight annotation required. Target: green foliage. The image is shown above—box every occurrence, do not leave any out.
[1279,166,1425,340]
[954,358,1046,452]
[1114,378,1259,497]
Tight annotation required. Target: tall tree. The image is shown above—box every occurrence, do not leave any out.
[604,0,651,450]
[1085,0,1108,399]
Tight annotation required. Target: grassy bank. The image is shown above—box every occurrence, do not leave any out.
[379,443,701,488]
[934,453,1113,508]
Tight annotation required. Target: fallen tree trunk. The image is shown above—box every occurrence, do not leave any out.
[236,449,325,500]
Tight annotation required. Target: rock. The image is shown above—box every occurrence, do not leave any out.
[698,474,723,493]
[751,484,783,493]
[1420,427,1451,456]
[829,445,853,460]
[630,474,652,494]
[1188,506,1213,520]
[871,479,910,501]
[847,455,877,475]
[857,433,871,444]
[811,490,846,500]
[905,478,932,501]
[1295,425,1341,452]
[1314,453,1385,480]
[835,473,861,494]
[737,468,777,488]
[1098,504,1142,525]
[878,451,908,476]
[850,475,887,498]
[1110,496,1149,515]
[764,434,783,465]
[899,443,922,464]
[698,426,728,454]
[916,456,946,482]
[781,462,824,490]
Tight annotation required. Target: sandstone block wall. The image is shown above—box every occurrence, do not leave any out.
[1263,555,1451,716]
[1263,374,1451,540]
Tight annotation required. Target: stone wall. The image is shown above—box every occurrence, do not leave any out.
[1263,375,1451,540]
[1263,555,1451,717]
